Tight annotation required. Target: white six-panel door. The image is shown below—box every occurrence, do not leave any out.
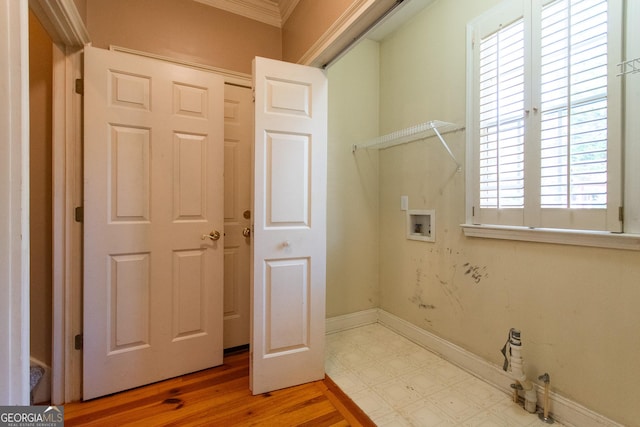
[83,47,225,400]
[251,57,328,394]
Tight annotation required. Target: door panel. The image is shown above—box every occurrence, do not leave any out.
[267,132,310,225]
[172,249,207,338]
[251,57,327,395]
[110,253,150,351]
[173,133,208,219]
[83,46,224,400]
[223,84,252,349]
[264,258,310,352]
[110,126,150,221]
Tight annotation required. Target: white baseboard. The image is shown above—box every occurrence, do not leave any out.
[325,308,378,334]
[326,309,622,427]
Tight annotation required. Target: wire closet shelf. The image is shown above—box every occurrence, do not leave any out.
[352,120,465,170]
[617,57,640,76]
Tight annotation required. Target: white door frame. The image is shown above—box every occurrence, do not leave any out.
[0,0,30,405]
[29,0,91,404]
[51,44,84,405]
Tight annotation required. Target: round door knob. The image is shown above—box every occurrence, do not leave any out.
[242,227,251,238]
[201,230,221,241]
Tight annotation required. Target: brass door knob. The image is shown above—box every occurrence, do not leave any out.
[201,230,221,241]
[242,227,251,238]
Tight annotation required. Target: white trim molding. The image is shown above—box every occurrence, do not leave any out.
[277,0,299,25]
[325,309,378,334]
[28,0,90,47]
[301,0,399,68]
[326,309,624,427]
[51,45,84,405]
[461,223,640,251]
[193,0,282,27]
[624,1,640,233]
[0,0,30,405]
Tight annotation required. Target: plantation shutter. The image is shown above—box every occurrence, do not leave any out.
[472,0,527,227]
[479,19,526,210]
[539,0,608,209]
[470,0,622,231]
[537,0,621,231]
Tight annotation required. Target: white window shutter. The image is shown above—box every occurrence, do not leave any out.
[539,0,608,209]
[479,18,526,210]
[468,0,622,232]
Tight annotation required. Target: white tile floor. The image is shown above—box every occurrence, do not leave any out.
[325,323,562,426]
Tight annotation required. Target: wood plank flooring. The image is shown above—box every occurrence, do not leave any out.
[64,350,374,426]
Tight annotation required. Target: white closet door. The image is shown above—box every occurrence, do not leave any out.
[251,56,328,394]
[83,46,225,399]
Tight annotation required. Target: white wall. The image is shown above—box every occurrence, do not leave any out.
[373,0,640,425]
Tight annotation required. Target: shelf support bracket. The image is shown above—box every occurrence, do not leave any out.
[432,126,461,171]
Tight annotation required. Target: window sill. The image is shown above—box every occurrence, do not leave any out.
[461,224,640,251]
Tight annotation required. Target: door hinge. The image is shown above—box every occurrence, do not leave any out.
[75,78,84,95]
[619,206,624,222]
[75,206,83,222]
[74,334,83,350]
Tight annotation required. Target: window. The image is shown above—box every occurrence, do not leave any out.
[467,0,622,232]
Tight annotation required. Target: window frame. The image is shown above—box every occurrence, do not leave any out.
[464,0,628,244]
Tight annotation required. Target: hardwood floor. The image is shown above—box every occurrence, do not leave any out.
[64,350,374,426]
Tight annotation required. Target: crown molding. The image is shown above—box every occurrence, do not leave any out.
[194,0,282,27]
[277,0,299,24]
[29,0,90,47]
[299,0,399,68]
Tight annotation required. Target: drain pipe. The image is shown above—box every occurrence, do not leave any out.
[501,329,537,413]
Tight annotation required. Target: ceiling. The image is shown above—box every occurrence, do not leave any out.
[193,0,299,28]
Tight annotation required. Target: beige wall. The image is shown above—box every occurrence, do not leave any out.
[282,0,354,64]
[73,0,87,23]
[29,10,53,367]
[326,39,380,317]
[85,0,282,74]
[369,0,640,425]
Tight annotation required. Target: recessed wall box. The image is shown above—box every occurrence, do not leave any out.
[407,209,435,242]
